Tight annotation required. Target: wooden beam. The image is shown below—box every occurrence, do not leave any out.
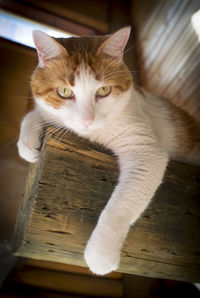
[11,265,123,297]
[0,0,105,34]
[26,259,121,279]
[14,128,200,282]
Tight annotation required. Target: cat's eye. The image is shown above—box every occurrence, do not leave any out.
[96,86,111,98]
[57,87,74,99]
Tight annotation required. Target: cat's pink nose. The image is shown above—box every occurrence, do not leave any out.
[81,118,93,128]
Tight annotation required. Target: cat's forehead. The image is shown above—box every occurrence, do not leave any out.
[70,61,96,84]
[57,35,106,56]
[56,52,113,87]
[74,63,101,92]
[56,36,119,81]
[61,57,101,87]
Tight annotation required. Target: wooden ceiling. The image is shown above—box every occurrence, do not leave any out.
[132,0,200,120]
[0,0,108,34]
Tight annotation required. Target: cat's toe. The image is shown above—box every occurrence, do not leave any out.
[17,141,40,163]
[84,243,120,275]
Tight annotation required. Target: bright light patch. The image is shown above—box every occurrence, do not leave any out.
[191,10,200,41]
[0,9,73,48]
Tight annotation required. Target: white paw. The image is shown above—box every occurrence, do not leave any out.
[84,229,120,275]
[17,139,40,163]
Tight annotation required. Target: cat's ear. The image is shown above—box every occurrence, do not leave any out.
[32,30,67,67]
[98,27,131,60]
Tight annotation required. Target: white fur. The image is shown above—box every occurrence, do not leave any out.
[17,110,43,163]
[18,62,178,275]
[84,89,170,274]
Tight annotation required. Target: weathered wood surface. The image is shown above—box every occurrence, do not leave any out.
[14,128,200,282]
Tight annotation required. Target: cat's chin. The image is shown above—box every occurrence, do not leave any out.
[72,123,104,136]
[63,119,105,137]
[62,124,94,136]
[77,128,95,136]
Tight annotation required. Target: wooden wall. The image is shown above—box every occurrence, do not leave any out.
[0,38,36,145]
[131,0,200,120]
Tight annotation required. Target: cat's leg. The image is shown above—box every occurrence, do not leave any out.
[17,110,43,163]
[84,146,168,275]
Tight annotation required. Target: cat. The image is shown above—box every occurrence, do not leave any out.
[17,27,200,275]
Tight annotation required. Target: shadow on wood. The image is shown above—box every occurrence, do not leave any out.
[14,127,200,282]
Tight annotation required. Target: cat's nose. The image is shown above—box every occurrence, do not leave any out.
[81,118,93,128]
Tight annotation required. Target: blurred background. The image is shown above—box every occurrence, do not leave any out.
[0,0,200,297]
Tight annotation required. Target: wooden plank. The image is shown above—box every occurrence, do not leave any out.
[0,0,108,34]
[27,259,122,279]
[22,0,109,33]
[0,291,87,298]
[0,1,96,36]
[11,266,123,297]
[14,128,200,282]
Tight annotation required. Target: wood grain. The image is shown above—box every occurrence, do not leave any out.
[27,259,122,279]
[14,128,200,282]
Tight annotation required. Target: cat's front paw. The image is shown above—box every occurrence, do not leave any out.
[84,229,120,275]
[17,138,40,163]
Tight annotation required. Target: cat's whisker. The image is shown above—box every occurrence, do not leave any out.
[101,70,140,82]
[123,44,136,55]
[40,122,64,144]
[101,70,137,80]
[28,121,56,132]
[101,71,130,80]
[42,125,63,142]
[103,70,128,76]
[99,59,116,76]
[104,125,133,147]
[99,59,118,79]
[41,126,63,145]
[53,126,67,142]
[56,127,70,144]
[103,69,140,77]
[99,47,138,80]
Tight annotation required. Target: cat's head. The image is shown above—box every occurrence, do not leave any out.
[31,27,133,135]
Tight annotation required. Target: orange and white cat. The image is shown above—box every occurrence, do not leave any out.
[17,27,200,275]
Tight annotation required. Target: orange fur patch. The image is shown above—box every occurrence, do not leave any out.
[174,107,200,154]
[31,35,133,109]
[161,97,200,162]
